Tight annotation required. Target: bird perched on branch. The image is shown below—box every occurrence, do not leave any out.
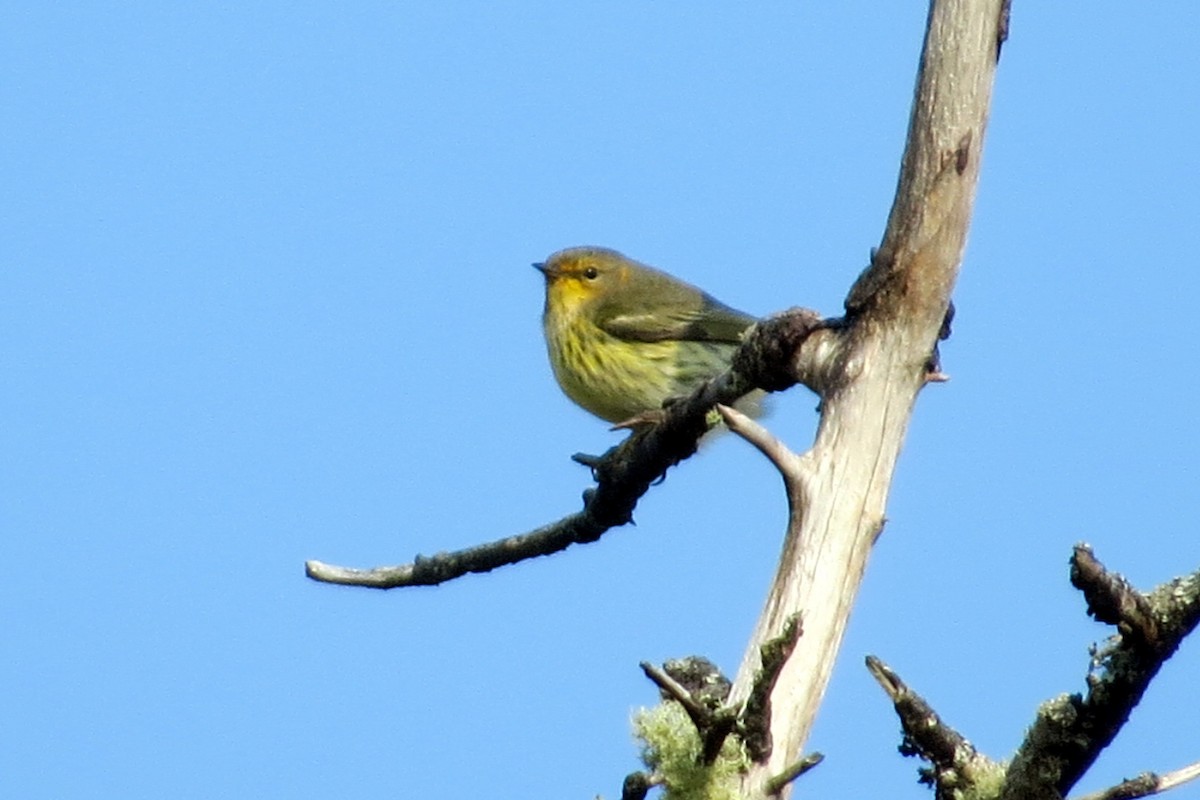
[534,246,760,426]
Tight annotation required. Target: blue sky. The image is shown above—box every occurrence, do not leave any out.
[4,3,1199,798]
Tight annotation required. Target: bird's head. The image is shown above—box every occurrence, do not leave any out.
[533,247,634,319]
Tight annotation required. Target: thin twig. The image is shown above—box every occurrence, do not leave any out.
[1071,760,1200,800]
[763,752,824,796]
[716,403,800,478]
[640,661,712,728]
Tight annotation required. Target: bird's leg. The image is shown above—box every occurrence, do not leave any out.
[609,408,668,432]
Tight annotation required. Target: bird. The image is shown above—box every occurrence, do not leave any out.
[533,246,759,426]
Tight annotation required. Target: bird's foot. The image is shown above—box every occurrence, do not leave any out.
[609,409,667,432]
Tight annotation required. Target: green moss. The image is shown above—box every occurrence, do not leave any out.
[953,760,1007,800]
[632,702,749,800]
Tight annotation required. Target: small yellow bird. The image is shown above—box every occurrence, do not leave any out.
[534,246,759,425]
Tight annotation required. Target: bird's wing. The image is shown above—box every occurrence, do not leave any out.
[597,295,755,344]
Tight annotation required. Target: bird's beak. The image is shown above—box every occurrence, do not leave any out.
[532,261,551,277]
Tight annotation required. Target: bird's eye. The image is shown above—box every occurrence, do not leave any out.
[583,267,599,280]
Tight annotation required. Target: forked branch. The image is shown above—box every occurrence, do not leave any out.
[1001,547,1200,800]
[721,4,1005,797]
[871,547,1200,800]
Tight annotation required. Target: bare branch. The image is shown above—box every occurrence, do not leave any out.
[763,752,825,797]
[1001,549,1200,800]
[727,4,1005,796]
[306,310,827,588]
[742,614,804,763]
[1072,543,1160,648]
[716,403,802,479]
[641,661,712,729]
[1071,761,1200,800]
[872,549,1200,799]
[305,516,607,588]
[867,656,1001,800]
[640,657,739,766]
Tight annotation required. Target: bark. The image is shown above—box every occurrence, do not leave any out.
[723,2,1005,796]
